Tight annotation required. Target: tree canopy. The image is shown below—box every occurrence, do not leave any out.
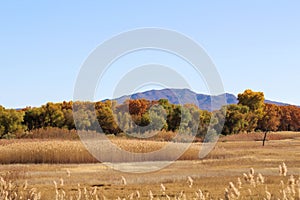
[0,89,299,139]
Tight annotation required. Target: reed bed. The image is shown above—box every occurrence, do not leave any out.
[1,132,300,164]
[0,139,203,164]
[0,139,97,164]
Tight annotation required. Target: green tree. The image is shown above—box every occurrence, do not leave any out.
[148,104,168,131]
[198,109,212,137]
[181,104,201,135]
[23,107,44,130]
[212,108,225,135]
[62,101,75,130]
[178,106,192,133]
[75,109,92,130]
[158,99,180,131]
[116,112,132,133]
[73,102,97,131]
[167,105,182,131]
[222,104,250,135]
[62,108,75,130]
[42,103,65,128]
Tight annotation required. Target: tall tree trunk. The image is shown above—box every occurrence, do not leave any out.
[262,131,268,146]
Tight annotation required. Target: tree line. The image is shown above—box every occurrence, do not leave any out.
[0,89,299,139]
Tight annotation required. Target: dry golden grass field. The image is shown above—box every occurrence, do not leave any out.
[1,132,300,199]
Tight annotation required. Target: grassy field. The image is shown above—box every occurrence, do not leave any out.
[1,132,300,199]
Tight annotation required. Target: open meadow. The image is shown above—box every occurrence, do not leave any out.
[1,132,300,199]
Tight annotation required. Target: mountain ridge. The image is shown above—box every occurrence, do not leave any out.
[105,88,292,111]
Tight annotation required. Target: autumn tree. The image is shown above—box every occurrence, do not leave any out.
[128,99,150,116]
[257,103,281,146]
[288,106,300,131]
[197,109,212,137]
[278,105,300,131]
[126,99,151,131]
[238,89,265,112]
[0,106,25,138]
[238,89,265,132]
[278,106,292,131]
[95,101,121,135]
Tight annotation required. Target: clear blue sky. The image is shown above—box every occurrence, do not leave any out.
[1,1,300,108]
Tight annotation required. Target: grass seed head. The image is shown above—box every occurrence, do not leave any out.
[237,177,242,188]
[187,176,194,188]
[60,177,64,186]
[250,168,255,175]
[66,169,71,177]
[279,164,283,176]
[161,183,166,192]
[257,173,265,184]
[289,175,295,185]
[121,176,127,185]
[243,173,249,182]
[149,190,154,199]
[282,162,288,176]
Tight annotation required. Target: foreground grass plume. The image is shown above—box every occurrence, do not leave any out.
[279,162,288,176]
[2,162,300,199]
[121,176,127,185]
[187,176,194,188]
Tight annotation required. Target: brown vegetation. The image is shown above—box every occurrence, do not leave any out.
[2,160,300,199]
[1,132,300,199]
[0,132,299,164]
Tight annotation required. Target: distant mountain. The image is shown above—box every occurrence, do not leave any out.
[264,100,290,106]
[108,88,292,111]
